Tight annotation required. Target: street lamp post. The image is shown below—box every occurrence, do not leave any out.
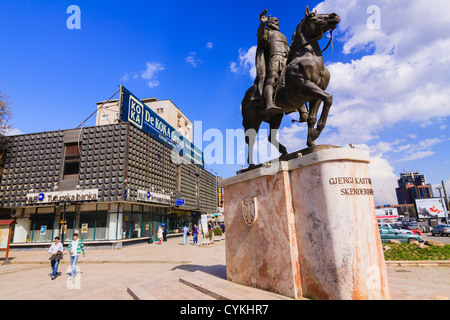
[441,181,449,223]
[59,200,71,245]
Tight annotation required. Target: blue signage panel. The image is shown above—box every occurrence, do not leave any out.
[120,86,204,167]
[176,199,185,206]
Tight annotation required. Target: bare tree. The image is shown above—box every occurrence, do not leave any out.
[0,88,12,135]
[0,87,12,176]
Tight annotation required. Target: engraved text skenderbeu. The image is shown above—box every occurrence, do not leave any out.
[329,177,374,196]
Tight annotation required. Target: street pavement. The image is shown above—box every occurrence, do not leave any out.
[0,235,449,300]
[422,233,450,244]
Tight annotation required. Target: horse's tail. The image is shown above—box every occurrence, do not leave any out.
[241,87,251,132]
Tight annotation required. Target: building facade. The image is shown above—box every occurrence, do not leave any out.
[0,122,216,245]
[395,171,433,205]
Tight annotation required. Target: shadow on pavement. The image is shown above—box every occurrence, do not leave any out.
[171,264,226,279]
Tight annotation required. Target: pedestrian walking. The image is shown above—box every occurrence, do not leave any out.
[162,223,167,242]
[48,236,63,280]
[193,224,199,244]
[182,225,189,245]
[157,226,163,244]
[67,233,85,280]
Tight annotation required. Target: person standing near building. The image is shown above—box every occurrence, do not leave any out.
[192,224,199,244]
[162,223,168,242]
[182,225,189,245]
[67,233,85,280]
[48,236,63,280]
[157,226,163,244]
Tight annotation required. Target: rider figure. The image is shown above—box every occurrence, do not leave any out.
[252,10,289,117]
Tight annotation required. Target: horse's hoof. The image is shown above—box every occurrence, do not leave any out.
[299,112,308,123]
[308,144,318,153]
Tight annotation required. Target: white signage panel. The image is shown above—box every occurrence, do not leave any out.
[26,189,99,205]
[416,198,447,218]
[375,207,398,219]
[0,225,9,249]
[137,190,171,205]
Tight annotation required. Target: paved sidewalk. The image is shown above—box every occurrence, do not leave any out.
[0,236,449,300]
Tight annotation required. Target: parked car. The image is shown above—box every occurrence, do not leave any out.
[378,227,424,243]
[417,221,432,233]
[402,222,421,233]
[431,224,450,236]
[388,224,414,235]
[398,224,421,236]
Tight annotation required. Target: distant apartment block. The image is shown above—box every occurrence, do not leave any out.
[395,171,433,205]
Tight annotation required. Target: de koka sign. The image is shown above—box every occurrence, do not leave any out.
[119,86,204,167]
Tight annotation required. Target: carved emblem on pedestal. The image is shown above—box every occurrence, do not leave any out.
[241,197,258,227]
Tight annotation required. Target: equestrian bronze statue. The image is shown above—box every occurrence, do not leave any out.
[241,6,340,166]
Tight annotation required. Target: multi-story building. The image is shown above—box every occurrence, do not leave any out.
[0,86,215,246]
[395,171,433,205]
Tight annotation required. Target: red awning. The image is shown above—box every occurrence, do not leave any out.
[0,219,16,225]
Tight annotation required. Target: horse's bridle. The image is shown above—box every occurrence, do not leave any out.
[301,23,336,53]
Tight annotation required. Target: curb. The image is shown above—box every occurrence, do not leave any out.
[386,260,450,267]
[5,259,192,265]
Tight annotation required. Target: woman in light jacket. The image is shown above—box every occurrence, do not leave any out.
[157,226,163,244]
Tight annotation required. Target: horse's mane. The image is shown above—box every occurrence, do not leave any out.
[288,18,307,62]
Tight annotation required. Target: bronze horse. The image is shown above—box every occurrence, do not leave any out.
[241,7,340,166]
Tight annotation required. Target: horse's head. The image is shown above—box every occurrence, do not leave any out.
[290,6,340,56]
[302,6,340,39]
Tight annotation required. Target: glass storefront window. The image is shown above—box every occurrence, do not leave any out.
[25,204,171,243]
[142,213,150,238]
[79,213,96,241]
[61,212,76,242]
[122,212,131,239]
[131,213,142,238]
[30,213,55,243]
[95,211,108,240]
[167,210,195,234]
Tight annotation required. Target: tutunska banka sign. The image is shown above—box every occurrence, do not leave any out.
[328,176,374,196]
[26,189,99,205]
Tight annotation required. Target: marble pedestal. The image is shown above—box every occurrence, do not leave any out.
[219,147,391,300]
[219,165,302,299]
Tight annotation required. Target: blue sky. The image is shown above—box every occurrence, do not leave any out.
[1,0,450,205]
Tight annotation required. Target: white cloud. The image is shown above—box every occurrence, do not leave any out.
[4,128,24,136]
[230,46,257,79]
[367,154,399,206]
[121,62,164,88]
[141,62,164,88]
[395,138,442,161]
[398,151,435,162]
[206,42,213,49]
[185,52,202,68]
